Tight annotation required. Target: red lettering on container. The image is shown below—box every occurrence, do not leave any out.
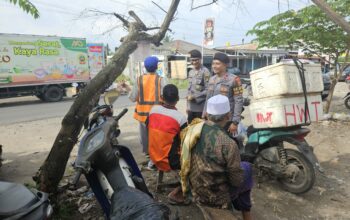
[296,105,310,123]
[256,112,273,123]
[311,101,321,121]
[284,105,297,126]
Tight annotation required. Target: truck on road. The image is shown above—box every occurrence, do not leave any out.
[0,33,91,102]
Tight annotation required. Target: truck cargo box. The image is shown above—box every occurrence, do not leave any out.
[0,33,90,88]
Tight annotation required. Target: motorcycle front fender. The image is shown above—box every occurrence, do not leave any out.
[85,171,111,216]
[343,92,350,99]
[283,137,324,173]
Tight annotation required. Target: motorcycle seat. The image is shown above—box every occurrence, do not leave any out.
[247,126,310,137]
[110,186,170,220]
[0,181,39,218]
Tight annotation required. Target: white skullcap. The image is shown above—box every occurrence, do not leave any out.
[206,94,230,115]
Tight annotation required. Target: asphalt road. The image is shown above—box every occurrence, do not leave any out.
[0,90,187,124]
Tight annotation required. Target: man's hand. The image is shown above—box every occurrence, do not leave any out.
[228,123,238,135]
[187,95,194,101]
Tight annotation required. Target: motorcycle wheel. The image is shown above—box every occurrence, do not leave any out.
[278,149,315,194]
[345,96,350,109]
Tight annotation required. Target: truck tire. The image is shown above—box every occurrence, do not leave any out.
[35,93,45,101]
[43,86,64,102]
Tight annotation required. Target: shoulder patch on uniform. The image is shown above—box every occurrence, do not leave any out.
[233,76,243,95]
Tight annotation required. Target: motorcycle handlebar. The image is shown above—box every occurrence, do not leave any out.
[114,108,128,121]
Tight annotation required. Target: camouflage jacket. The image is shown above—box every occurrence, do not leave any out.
[203,73,243,123]
[189,121,243,208]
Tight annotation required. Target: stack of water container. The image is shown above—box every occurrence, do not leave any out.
[249,61,324,128]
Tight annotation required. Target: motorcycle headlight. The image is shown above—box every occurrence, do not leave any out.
[86,129,105,153]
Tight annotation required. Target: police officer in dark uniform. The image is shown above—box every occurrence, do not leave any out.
[187,50,211,124]
[203,52,244,135]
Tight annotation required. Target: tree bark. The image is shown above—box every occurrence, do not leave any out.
[324,49,350,113]
[311,0,350,34]
[34,0,180,193]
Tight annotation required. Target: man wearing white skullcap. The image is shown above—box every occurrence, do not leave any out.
[182,94,253,220]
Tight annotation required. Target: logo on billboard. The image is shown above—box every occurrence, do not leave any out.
[0,55,11,63]
[89,46,103,53]
[78,54,86,64]
[72,40,84,48]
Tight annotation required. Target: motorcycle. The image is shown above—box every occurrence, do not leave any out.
[236,125,323,194]
[0,181,53,220]
[233,58,323,194]
[344,75,350,110]
[71,99,169,219]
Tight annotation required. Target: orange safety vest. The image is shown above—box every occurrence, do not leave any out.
[133,74,162,122]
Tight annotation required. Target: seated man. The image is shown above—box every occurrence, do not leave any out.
[147,84,188,204]
[180,94,253,220]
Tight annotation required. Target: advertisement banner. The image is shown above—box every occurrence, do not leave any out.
[87,43,105,79]
[0,34,90,87]
[204,18,215,47]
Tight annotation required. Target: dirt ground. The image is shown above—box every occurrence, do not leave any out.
[0,82,349,219]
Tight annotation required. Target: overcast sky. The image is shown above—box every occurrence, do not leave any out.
[0,0,311,49]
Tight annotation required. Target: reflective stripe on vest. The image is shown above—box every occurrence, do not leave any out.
[133,74,162,122]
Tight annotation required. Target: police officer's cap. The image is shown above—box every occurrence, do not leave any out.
[213,52,229,64]
[189,50,202,59]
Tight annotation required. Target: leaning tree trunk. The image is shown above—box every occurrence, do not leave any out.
[324,49,349,113]
[34,0,180,193]
[311,0,350,35]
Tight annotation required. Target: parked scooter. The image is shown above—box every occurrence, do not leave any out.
[0,181,53,220]
[71,98,169,219]
[236,125,323,194]
[344,75,350,110]
[233,58,323,194]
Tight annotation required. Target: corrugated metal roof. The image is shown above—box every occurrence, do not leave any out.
[150,40,220,56]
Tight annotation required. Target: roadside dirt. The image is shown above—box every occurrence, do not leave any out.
[0,82,349,219]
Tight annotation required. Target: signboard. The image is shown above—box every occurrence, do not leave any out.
[0,34,90,86]
[204,18,215,47]
[87,43,105,79]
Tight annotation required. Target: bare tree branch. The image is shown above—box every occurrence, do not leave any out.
[139,0,180,46]
[152,1,168,13]
[34,0,181,193]
[128,11,147,30]
[101,24,124,35]
[191,0,218,11]
[114,13,130,28]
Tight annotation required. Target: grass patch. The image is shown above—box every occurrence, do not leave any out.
[53,202,77,220]
[24,182,36,189]
[168,78,189,90]
[116,74,133,85]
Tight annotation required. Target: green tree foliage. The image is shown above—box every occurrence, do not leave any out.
[247,0,349,59]
[6,0,39,19]
[247,0,350,113]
